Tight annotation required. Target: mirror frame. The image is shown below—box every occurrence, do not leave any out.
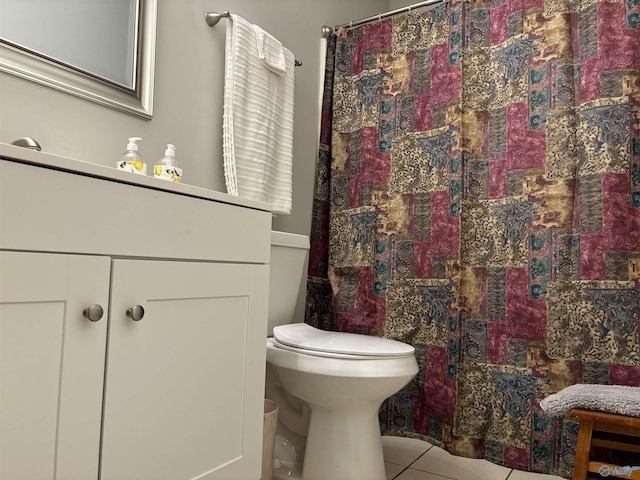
[0,0,157,119]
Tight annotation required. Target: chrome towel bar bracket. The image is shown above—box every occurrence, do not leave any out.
[204,11,230,27]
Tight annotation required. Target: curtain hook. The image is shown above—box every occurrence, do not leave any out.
[378,13,382,21]
[408,4,413,11]
[349,20,353,28]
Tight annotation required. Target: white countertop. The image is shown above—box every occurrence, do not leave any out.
[0,142,270,211]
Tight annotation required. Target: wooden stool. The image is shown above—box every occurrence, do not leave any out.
[570,408,640,480]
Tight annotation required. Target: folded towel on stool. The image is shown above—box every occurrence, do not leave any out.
[540,384,640,417]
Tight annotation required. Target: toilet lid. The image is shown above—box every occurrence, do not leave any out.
[272,324,415,358]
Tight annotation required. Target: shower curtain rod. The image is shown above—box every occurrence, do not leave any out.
[328,0,449,33]
[204,11,302,66]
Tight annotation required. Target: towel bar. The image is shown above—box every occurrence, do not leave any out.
[204,11,302,66]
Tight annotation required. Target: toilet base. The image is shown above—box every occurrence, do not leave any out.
[265,337,418,480]
[301,404,386,480]
[272,463,303,480]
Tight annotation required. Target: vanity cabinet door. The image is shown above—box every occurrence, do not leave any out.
[101,259,269,480]
[0,252,110,480]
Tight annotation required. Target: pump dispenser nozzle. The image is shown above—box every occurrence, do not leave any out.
[127,137,142,151]
[164,144,176,157]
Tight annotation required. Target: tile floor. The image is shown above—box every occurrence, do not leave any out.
[382,436,566,480]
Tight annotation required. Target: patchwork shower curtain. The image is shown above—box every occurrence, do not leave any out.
[306,0,640,476]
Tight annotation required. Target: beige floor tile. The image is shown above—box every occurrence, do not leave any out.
[382,435,432,466]
[386,462,406,480]
[507,469,566,480]
[395,467,456,480]
[411,446,512,480]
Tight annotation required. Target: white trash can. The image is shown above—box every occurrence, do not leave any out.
[262,399,279,480]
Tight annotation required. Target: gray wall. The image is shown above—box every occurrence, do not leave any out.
[0,0,390,237]
[390,0,413,8]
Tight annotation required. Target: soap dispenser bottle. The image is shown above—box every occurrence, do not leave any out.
[154,144,182,183]
[117,137,147,175]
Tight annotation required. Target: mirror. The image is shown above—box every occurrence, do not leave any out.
[0,0,157,119]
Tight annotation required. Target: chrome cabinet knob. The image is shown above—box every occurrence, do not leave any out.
[83,304,104,322]
[126,305,145,321]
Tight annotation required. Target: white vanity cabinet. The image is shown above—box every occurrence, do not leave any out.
[0,145,271,480]
[101,259,268,480]
[0,252,110,480]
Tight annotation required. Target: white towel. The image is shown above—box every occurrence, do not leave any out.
[223,14,295,214]
[254,26,287,75]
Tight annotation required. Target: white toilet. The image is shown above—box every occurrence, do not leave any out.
[266,231,419,480]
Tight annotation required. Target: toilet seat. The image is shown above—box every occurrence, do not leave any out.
[272,323,414,359]
[272,340,397,360]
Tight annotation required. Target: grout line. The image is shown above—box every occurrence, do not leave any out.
[387,439,560,480]
[404,450,429,470]
[406,443,434,468]
[402,445,459,480]
[393,465,457,480]
[402,445,515,480]
[387,442,433,480]
[392,465,410,479]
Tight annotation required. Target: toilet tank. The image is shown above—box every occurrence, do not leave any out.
[268,231,310,335]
